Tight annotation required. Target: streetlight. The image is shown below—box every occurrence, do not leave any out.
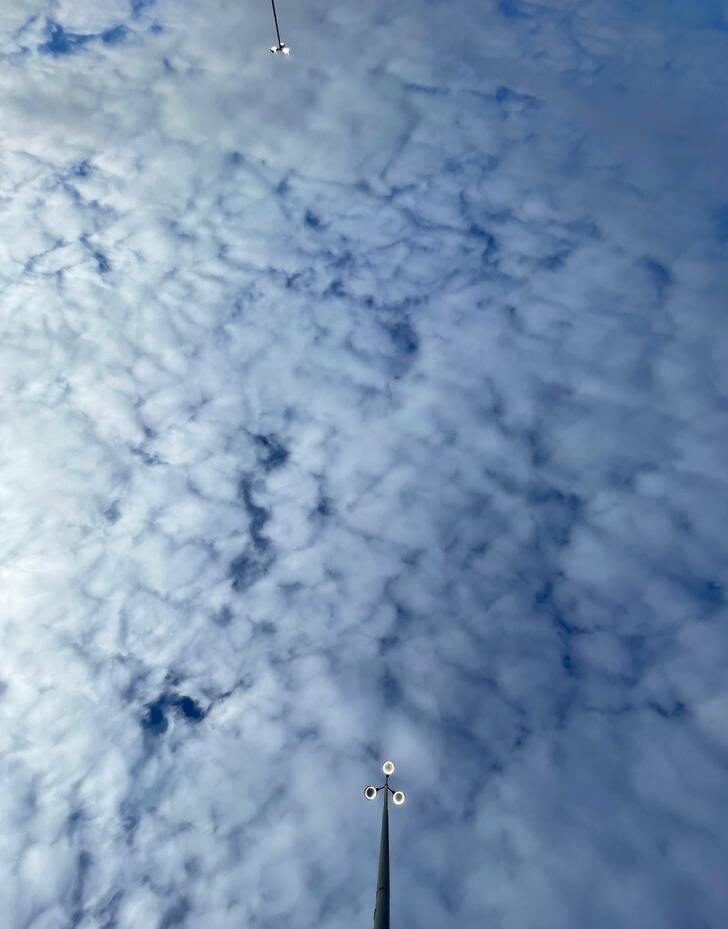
[268,0,290,53]
[364,761,406,929]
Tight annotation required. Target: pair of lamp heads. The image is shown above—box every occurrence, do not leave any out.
[364,760,406,805]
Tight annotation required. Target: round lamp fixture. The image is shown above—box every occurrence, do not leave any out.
[364,785,378,800]
[392,790,405,806]
[382,761,395,776]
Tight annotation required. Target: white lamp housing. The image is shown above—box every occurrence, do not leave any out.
[382,760,395,776]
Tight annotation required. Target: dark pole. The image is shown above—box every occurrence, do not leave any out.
[373,782,390,929]
[365,763,404,928]
[269,0,283,47]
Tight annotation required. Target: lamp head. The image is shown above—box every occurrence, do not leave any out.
[392,790,406,806]
[364,785,378,800]
[382,760,395,776]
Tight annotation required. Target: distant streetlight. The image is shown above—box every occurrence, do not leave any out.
[268,0,290,53]
[364,761,406,929]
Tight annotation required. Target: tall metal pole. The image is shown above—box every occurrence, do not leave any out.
[374,781,390,929]
[269,0,283,47]
[364,762,405,929]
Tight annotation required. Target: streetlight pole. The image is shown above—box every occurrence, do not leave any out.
[364,761,406,929]
[375,783,389,929]
[269,0,282,47]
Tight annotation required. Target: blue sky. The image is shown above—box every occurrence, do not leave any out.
[0,1,726,927]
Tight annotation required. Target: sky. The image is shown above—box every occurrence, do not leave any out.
[0,0,727,927]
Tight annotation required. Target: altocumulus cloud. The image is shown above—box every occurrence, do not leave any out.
[0,0,727,927]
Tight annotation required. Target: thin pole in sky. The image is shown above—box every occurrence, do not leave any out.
[270,0,283,48]
[374,784,390,929]
[364,762,406,929]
